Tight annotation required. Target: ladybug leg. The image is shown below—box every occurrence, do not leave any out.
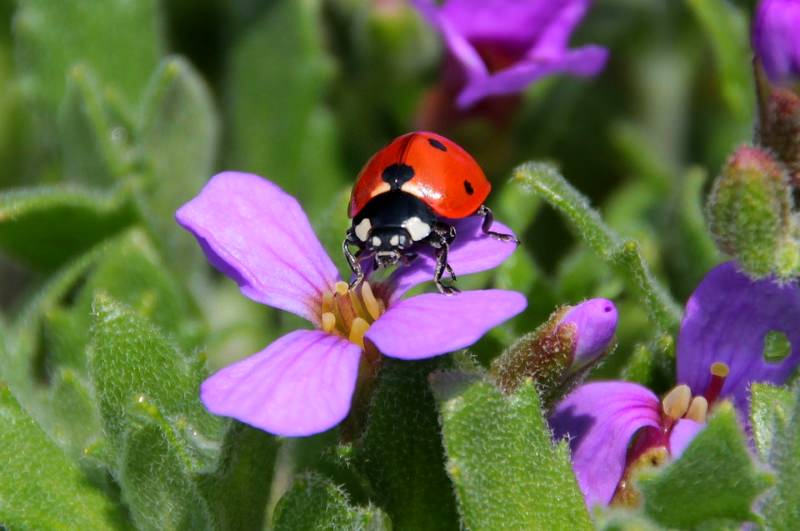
[343,229,365,288]
[431,223,459,295]
[477,205,520,243]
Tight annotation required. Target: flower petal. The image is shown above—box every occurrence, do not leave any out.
[411,0,487,81]
[559,298,618,367]
[753,0,800,84]
[176,172,339,324]
[529,0,592,57]
[457,45,608,108]
[383,216,518,299]
[200,330,361,437]
[550,382,661,508]
[669,418,704,459]
[366,289,526,360]
[677,262,800,411]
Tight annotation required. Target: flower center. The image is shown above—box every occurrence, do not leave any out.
[320,281,387,349]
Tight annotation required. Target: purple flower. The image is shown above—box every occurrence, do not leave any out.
[753,0,800,85]
[550,261,800,507]
[559,298,618,371]
[412,0,609,108]
[176,172,526,437]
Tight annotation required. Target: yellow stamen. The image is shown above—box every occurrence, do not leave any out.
[334,281,349,295]
[322,291,334,313]
[349,317,370,349]
[321,312,336,333]
[361,282,382,321]
[711,361,730,378]
[349,289,367,322]
[685,396,708,423]
[662,384,691,420]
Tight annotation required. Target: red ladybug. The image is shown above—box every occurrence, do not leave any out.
[344,131,517,294]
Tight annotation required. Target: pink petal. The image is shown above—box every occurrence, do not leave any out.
[669,418,704,458]
[176,172,340,324]
[200,330,361,437]
[365,289,526,360]
[384,217,518,299]
[550,382,661,508]
[457,46,608,108]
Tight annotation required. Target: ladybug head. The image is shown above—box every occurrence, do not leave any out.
[367,228,413,268]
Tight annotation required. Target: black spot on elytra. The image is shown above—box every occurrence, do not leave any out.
[464,180,474,195]
[382,163,415,190]
[428,138,447,151]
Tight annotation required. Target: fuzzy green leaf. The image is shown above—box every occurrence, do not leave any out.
[0,383,124,529]
[226,0,344,212]
[431,372,591,530]
[0,185,134,270]
[685,0,752,119]
[14,0,162,115]
[762,385,800,528]
[88,294,221,466]
[199,422,280,531]
[513,162,681,331]
[137,56,218,272]
[58,65,131,186]
[639,402,771,528]
[356,358,459,530]
[273,472,390,530]
[120,401,213,531]
[750,383,795,461]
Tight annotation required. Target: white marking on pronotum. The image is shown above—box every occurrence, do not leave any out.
[404,216,431,241]
[389,235,400,246]
[354,218,371,241]
[371,236,382,247]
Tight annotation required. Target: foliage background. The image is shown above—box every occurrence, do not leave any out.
[1,0,792,529]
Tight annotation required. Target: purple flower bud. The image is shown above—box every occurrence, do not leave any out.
[559,298,618,370]
[753,0,800,85]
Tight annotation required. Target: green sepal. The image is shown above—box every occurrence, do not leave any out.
[430,371,592,530]
[272,472,390,530]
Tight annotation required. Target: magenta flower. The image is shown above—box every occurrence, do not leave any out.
[753,0,800,85]
[550,261,800,508]
[176,172,525,437]
[412,0,609,108]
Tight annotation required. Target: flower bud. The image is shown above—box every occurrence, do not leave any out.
[491,298,617,407]
[756,83,800,188]
[753,0,800,86]
[707,146,796,278]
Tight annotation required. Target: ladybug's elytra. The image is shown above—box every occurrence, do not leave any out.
[344,131,518,294]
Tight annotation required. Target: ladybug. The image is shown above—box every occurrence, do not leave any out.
[344,131,518,294]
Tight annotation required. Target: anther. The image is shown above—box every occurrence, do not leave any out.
[662,384,691,420]
[349,317,370,349]
[322,291,334,313]
[321,312,336,333]
[703,361,730,405]
[685,396,708,423]
[334,281,349,295]
[361,282,382,321]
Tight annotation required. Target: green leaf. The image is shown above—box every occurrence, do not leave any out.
[137,56,218,272]
[0,383,124,529]
[88,294,221,466]
[0,184,134,270]
[639,402,772,528]
[356,358,459,530]
[431,372,591,530]
[14,0,163,115]
[762,385,800,528]
[272,472,390,531]
[226,0,344,212]
[513,162,681,331]
[685,0,752,120]
[750,383,795,461]
[199,422,280,531]
[46,368,102,456]
[120,399,213,531]
[58,65,131,186]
